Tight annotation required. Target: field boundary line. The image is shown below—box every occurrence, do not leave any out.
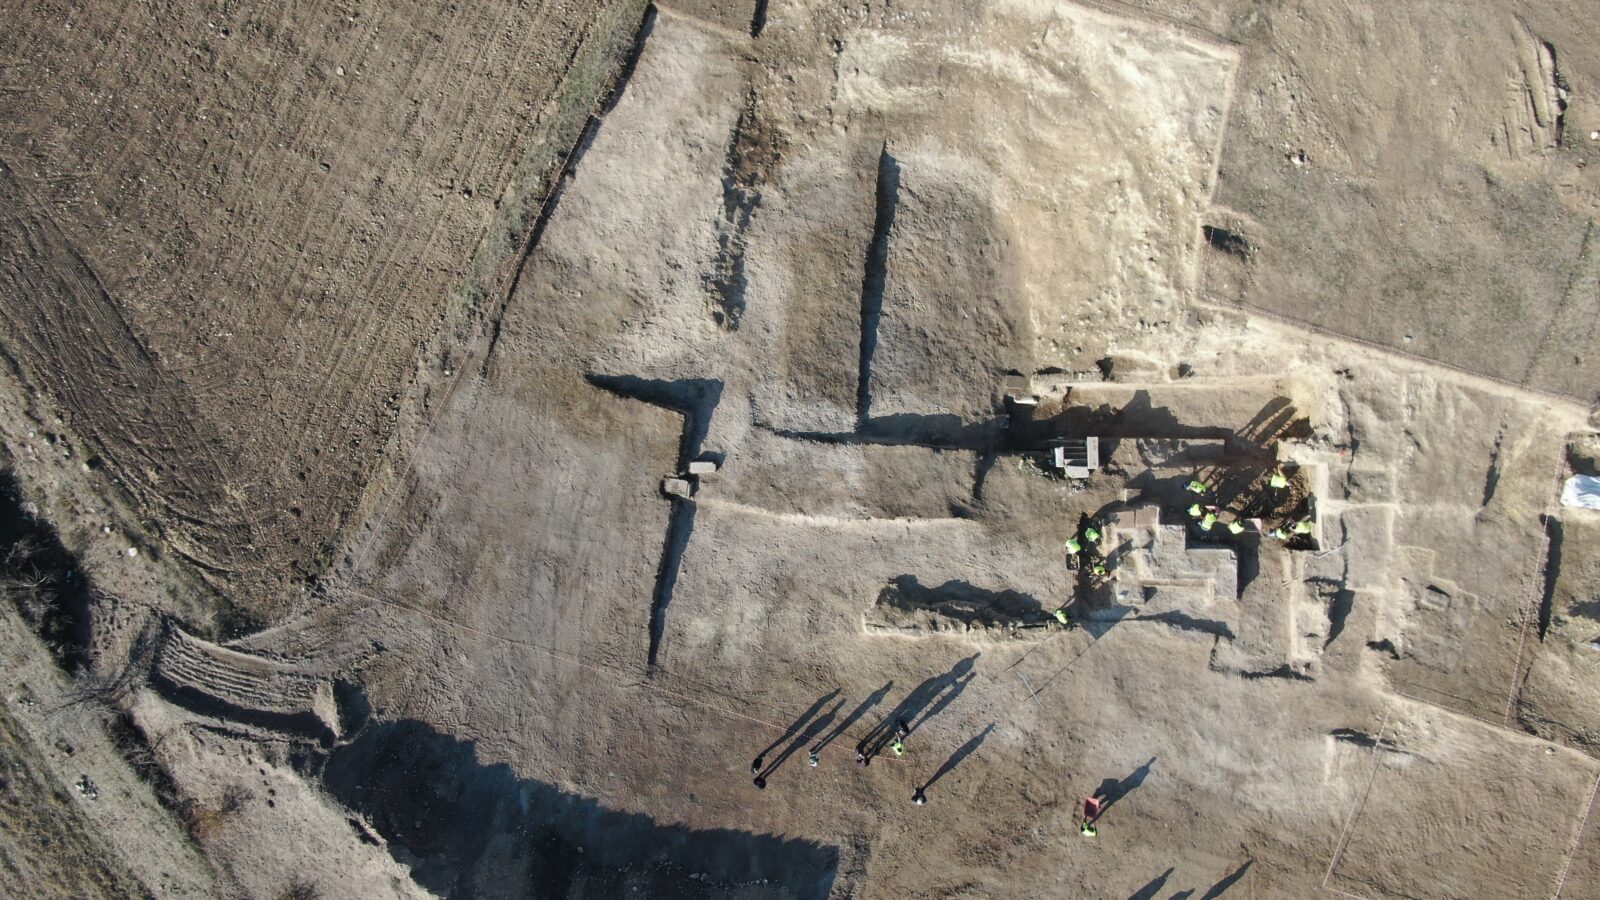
[1193,298,1593,412]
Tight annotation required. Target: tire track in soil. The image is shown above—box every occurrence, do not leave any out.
[0,0,642,608]
[239,0,477,434]
[210,0,405,332]
[0,162,249,574]
[256,0,590,508]
[337,0,640,584]
[259,0,538,448]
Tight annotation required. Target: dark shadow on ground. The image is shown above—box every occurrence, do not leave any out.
[1128,867,1174,900]
[918,724,994,796]
[1021,392,1232,445]
[875,576,1046,628]
[1311,578,1355,648]
[758,698,843,784]
[857,145,899,425]
[322,720,840,899]
[1538,514,1563,641]
[1096,757,1156,814]
[647,498,695,670]
[1236,397,1307,449]
[1200,858,1253,898]
[812,682,892,754]
[772,413,1001,452]
[1234,538,1260,599]
[149,671,336,747]
[755,690,841,768]
[858,413,1000,449]
[0,468,94,669]
[586,375,723,469]
[1081,605,1131,638]
[861,654,979,758]
[586,375,723,672]
[1132,611,1234,640]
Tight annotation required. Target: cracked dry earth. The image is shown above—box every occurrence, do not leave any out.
[2,1,1600,899]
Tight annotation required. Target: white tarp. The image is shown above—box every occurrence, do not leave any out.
[1561,475,1600,510]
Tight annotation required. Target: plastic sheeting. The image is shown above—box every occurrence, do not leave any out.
[1561,475,1600,510]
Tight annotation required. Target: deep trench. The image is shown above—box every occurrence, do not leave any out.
[1201,224,1252,259]
[856,145,899,425]
[585,375,721,669]
[648,500,695,670]
[1538,515,1563,641]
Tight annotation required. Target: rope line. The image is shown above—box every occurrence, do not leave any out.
[1322,706,1392,891]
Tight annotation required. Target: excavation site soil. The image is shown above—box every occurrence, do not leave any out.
[2,1,1600,898]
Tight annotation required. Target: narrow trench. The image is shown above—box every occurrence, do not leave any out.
[480,7,657,375]
[584,375,721,670]
[856,145,899,426]
[1481,427,1505,508]
[586,374,723,469]
[1234,540,1260,600]
[1538,515,1563,641]
[648,500,696,671]
[1543,39,1567,143]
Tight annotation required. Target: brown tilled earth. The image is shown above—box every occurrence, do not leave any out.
[2,1,1600,899]
[0,0,646,618]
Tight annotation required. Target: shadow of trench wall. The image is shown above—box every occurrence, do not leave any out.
[320,719,840,898]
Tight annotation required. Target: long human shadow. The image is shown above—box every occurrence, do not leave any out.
[321,719,839,898]
[1096,757,1156,813]
[918,724,995,795]
[1200,858,1253,899]
[1128,868,1174,900]
[909,672,974,735]
[754,690,841,771]
[861,654,979,757]
[760,700,843,783]
[812,682,893,755]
